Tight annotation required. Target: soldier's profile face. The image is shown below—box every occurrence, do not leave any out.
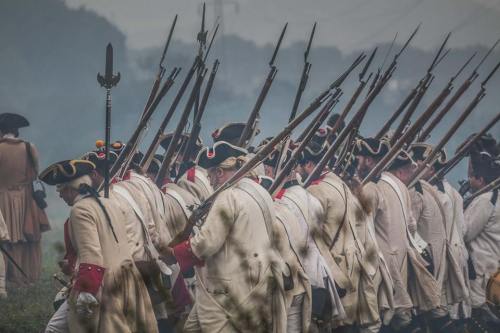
[57,185,78,206]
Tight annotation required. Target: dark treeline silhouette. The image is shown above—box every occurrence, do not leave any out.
[1,0,498,222]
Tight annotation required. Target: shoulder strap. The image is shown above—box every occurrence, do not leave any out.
[236,180,274,241]
[164,188,192,219]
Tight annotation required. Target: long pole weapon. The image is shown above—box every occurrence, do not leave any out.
[97,43,120,198]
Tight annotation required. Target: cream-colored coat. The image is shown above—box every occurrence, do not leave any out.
[433,180,471,318]
[274,202,312,332]
[363,172,440,312]
[409,181,447,305]
[177,166,213,202]
[184,178,287,333]
[464,191,500,307]
[307,172,374,326]
[67,195,158,333]
[279,184,346,322]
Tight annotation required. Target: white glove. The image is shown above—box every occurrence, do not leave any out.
[76,291,99,318]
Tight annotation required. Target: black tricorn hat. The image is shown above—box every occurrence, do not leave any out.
[81,150,119,174]
[409,143,433,162]
[354,137,390,158]
[327,113,345,131]
[457,133,498,157]
[470,151,500,179]
[299,141,327,164]
[388,150,415,171]
[312,128,329,146]
[39,160,95,186]
[212,122,261,145]
[160,132,203,152]
[433,150,447,171]
[263,147,292,168]
[0,113,29,130]
[196,141,247,169]
[148,154,164,175]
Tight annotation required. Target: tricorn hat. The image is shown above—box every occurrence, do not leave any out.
[470,150,500,180]
[160,132,203,152]
[312,128,329,146]
[388,149,415,171]
[148,154,164,175]
[196,141,248,169]
[354,137,390,158]
[409,143,433,162]
[0,113,29,130]
[39,160,95,186]
[327,113,345,131]
[212,122,260,145]
[299,141,327,164]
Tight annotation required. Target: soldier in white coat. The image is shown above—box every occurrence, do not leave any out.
[165,141,288,332]
[464,150,500,332]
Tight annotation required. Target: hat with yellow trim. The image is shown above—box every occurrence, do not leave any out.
[39,160,95,186]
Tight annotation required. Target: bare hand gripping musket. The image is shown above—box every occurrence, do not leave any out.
[237,23,288,148]
[430,112,500,182]
[97,43,121,198]
[417,39,500,141]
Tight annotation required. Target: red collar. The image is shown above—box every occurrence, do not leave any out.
[274,188,286,200]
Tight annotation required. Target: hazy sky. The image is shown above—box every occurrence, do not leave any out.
[64,0,500,52]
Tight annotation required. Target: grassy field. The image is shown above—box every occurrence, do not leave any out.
[0,233,64,332]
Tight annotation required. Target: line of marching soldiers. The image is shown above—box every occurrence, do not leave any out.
[38,114,500,333]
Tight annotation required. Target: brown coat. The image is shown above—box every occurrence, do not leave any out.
[0,137,49,243]
[67,194,158,333]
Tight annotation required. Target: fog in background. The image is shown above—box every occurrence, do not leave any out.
[1,0,499,234]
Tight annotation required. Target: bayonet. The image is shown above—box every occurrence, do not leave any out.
[270,23,288,66]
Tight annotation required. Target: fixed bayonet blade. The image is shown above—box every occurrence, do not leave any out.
[428,32,451,72]
[204,22,220,63]
[269,23,288,66]
[159,14,178,71]
[304,22,317,63]
[481,58,500,86]
[396,23,421,58]
[360,47,378,81]
[473,38,500,73]
[452,52,476,80]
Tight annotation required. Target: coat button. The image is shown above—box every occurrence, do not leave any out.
[254,253,258,257]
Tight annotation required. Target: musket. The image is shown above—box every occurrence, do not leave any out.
[109,67,180,180]
[290,23,317,122]
[237,23,288,148]
[304,28,420,185]
[388,32,451,145]
[416,52,477,142]
[97,43,121,198]
[155,65,208,187]
[177,59,220,181]
[464,176,500,209]
[269,93,337,195]
[273,23,317,175]
[360,56,500,186]
[367,32,398,96]
[430,112,500,182]
[142,15,178,118]
[141,57,201,171]
[407,87,486,187]
[327,47,377,162]
[170,83,337,247]
[417,39,500,142]
[0,244,28,280]
[193,4,208,121]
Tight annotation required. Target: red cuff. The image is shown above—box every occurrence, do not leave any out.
[187,167,196,182]
[173,240,204,273]
[73,263,105,295]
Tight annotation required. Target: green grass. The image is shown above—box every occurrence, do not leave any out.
[0,234,64,333]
